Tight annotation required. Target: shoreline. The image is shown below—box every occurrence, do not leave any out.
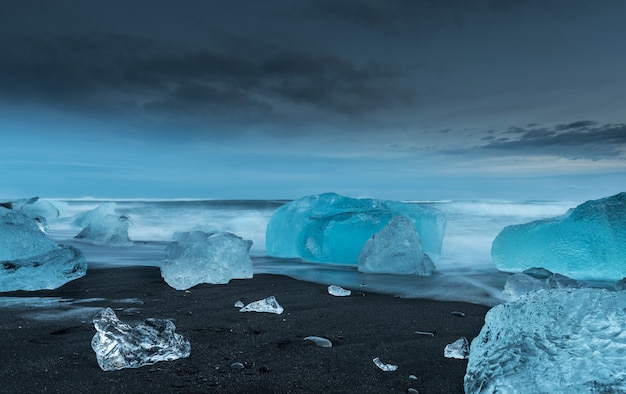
[0,267,490,393]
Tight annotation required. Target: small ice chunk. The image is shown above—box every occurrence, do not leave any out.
[239,296,283,314]
[230,362,245,369]
[358,215,435,275]
[444,337,469,360]
[328,285,351,297]
[304,336,332,348]
[73,203,132,245]
[234,300,245,308]
[414,331,435,337]
[373,357,398,371]
[161,231,253,290]
[503,269,587,301]
[91,307,190,371]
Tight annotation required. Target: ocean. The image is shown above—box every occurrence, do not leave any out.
[44,198,580,306]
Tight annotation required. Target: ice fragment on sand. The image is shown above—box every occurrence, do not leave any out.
[492,192,626,281]
[304,336,332,348]
[444,337,469,359]
[239,296,283,314]
[503,268,587,301]
[266,193,446,264]
[230,362,245,369]
[328,285,351,297]
[161,231,253,290]
[414,331,435,337]
[358,215,435,275]
[0,207,87,292]
[464,288,626,393]
[91,307,190,371]
[234,300,245,308]
[373,357,398,371]
[73,203,132,245]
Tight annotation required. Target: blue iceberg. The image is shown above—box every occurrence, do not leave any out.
[161,231,253,290]
[465,288,626,393]
[0,206,87,292]
[266,193,446,264]
[491,192,626,281]
[73,203,132,245]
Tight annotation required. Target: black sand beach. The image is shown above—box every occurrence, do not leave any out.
[0,267,490,393]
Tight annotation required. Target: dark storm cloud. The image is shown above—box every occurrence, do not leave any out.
[482,122,626,160]
[0,31,414,127]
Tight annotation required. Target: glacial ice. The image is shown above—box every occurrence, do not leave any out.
[91,307,190,371]
[358,215,435,275]
[443,337,469,359]
[492,192,626,281]
[328,285,351,297]
[464,288,626,393]
[73,203,132,245]
[161,231,253,290]
[265,193,446,264]
[304,336,333,348]
[0,207,87,292]
[239,296,283,314]
[502,268,587,301]
[372,357,398,372]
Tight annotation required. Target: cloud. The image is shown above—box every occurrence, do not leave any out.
[482,122,626,160]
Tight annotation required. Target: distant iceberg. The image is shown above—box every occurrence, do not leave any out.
[265,193,446,265]
[465,288,626,393]
[73,202,132,245]
[492,192,626,281]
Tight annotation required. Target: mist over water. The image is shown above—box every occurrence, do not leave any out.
[46,198,579,306]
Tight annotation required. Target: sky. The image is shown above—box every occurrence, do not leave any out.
[1,0,625,201]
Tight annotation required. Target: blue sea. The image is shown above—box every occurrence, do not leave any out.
[44,198,580,306]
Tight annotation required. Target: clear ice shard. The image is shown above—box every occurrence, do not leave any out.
[358,215,435,275]
[161,231,253,290]
[444,337,469,359]
[265,193,446,264]
[91,307,190,371]
[328,285,351,297]
[372,357,398,371]
[304,336,333,347]
[464,288,626,393]
[491,192,626,281]
[73,203,132,245]
[503,268,588,301]
[239,296,283,314]
[0,207,87,292]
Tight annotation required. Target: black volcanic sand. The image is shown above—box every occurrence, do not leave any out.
[0,267,490,393]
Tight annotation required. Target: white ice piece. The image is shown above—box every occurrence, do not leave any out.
[91,307,190,371]
[503,269,587,301]
[328,285,351,297]
[304,336,332,348]
[444,337,469,359]
[239,296,283,314]
[464,288,626,393]
[234,300,245,308]
[161,231,253,290]
[492,192,626,281]
[265,193,446,264]
[373,357,398,372]
[73,203,132,245]
[358,215,435,275]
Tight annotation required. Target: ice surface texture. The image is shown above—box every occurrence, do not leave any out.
[73,203,132,245]
[444,337,469,359]
[465,288,626,393]
[492,192,626,281]
[503,268,587,301]
[266,193,446,264]
[0,207,87,292]
[91,307,190,371]
[239,296,284,314]
[161,231,253,290]
[358,214,435,275]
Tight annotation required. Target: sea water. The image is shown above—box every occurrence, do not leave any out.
[45,198,579,306]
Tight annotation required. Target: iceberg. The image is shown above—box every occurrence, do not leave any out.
[91,307,190,371]
[464,288,626,393]
[161,231,253,290]
[358,214,435,275]
[0,207,87,292]
[266,193,446,264]
[491,192,626,281]
[73,203,132,245]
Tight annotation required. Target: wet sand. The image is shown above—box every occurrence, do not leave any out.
[0,267,490,393]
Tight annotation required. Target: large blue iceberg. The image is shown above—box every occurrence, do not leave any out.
[492,192,626,281]
[465,288,626,393]
[265,193,446,264]
[0,204,87,292]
